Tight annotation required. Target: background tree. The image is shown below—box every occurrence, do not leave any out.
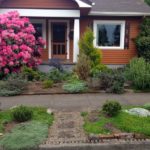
[135,18,150,62]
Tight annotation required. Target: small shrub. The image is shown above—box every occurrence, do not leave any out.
[99,72,113,90]
[98,71,125,94]
[74,53,91,80]
[102,100,122,117]
[125,58,150,90]
[108,81,124,94]
[90,64,109,78]
[22,66,40,81]
[63,80,87,93]
[47,69,64,83]
[43,80,53,89]
[12,106,33,122]
[143,103,150,111]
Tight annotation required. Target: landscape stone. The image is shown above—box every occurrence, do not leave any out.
[124,108,150,117]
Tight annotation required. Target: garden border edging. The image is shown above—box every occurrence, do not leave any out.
[39,141,150,150]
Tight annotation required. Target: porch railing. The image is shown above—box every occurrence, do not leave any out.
[52,42,66,55]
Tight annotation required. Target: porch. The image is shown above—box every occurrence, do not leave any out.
[30,16,80,64]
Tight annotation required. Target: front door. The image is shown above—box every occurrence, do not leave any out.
[51,23,67,60]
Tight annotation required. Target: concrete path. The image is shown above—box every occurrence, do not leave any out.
[0,93,150,111]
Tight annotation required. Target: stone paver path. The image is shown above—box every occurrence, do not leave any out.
[43,111,87,145]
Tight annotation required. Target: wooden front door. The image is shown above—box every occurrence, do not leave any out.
[51,23,67,60]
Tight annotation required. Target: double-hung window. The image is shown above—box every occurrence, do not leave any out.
[94,20,125,49]
[30,19,46,45]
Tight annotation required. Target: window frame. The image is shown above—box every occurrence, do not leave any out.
[93,20,125,50]
[30,19,46,48]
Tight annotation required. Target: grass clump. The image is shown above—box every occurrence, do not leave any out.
[102,100,122,117]
[143,103,150,111]
[43,80,53,89]
[63,80,87,93]
[0,121,48,150]
[12,106,33,122]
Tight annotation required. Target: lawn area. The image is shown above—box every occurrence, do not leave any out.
[0,107,54,150]
[83,110,150,137]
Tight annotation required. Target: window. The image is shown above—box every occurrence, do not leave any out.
[94,21,125,49]
[30,19,46,44]
[33,23,43,39]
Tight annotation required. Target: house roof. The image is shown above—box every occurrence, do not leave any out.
[89,0,150,16]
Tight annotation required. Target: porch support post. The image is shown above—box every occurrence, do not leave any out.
[73,19,80,63]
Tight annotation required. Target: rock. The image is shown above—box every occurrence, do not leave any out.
[88,134,99,141]
[47,108,53,115]
[0,133,3,136]
[10,105,19,110]
[124,108,150,117]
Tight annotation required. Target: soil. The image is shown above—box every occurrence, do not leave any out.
[23,82,67,95]
[4,121,19,133]
[22,81,106,95]
[104,123,121,134]
[87,110,100,123]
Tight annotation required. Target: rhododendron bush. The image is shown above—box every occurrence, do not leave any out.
[0,11,45,76]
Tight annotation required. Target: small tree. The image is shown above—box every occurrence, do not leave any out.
[74,53,91,80]
[136,18,150,62]
[0,11,45,77]
[79,28,102,67]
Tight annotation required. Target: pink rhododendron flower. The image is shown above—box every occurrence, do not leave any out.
[0,11,45,76]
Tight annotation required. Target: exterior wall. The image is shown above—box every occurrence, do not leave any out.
[0,0,78,9]
[80,16,142,65]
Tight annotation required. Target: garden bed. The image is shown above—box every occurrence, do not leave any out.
[0,107,54,150]
[21,82,134,95]
[82,105,150,141]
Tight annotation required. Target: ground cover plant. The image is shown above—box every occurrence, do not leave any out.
[0,76,27,96]
[83,101,150,137]
[63,79,87,93]
[0,106,54,150]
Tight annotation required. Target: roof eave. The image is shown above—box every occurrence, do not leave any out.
[75,0,92,8]
[89,11,150,16]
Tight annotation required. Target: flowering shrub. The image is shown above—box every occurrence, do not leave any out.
[0,11,45,77]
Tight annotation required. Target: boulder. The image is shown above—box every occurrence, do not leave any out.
[47,108,53,115]
[125,108,150,117]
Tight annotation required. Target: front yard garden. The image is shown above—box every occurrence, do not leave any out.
[0,12,150,96]
[82,101,150,139]
[0,106,54,150]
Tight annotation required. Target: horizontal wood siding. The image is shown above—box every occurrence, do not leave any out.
[0,0,78,9]
[80,17,142,64]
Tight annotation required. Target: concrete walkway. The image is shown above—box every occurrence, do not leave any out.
[0,93,150,111]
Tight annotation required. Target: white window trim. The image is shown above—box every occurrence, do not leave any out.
[48,20,70,60]
[93,20,125,50]
[30,19,46,40]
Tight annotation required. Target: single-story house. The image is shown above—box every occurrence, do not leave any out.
[0,0,150,67]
